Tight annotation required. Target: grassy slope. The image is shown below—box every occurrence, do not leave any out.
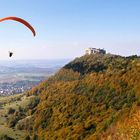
[0,94,34,139]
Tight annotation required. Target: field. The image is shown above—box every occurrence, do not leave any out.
[0,94,33,139]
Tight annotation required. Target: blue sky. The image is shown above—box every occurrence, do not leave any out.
[0,0,140,59]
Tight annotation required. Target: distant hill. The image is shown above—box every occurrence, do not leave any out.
[0,59,70,96]
[4,54,140,139]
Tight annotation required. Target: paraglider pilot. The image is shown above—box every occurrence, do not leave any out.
[9,51,13,57]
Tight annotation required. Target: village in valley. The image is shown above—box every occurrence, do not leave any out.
[0,81,38,96]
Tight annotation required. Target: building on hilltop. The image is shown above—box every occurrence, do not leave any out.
[85,48,106,55]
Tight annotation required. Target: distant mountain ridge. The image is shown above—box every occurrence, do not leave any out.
[4,54,140,140]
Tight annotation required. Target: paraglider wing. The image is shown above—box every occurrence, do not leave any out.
[0,17,36,36]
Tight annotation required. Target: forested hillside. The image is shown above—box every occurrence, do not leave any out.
[5,54,140,140]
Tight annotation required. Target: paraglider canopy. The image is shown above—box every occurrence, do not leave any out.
[0,17,36,36]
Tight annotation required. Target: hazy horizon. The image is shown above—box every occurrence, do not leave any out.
[0,59,71,68]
